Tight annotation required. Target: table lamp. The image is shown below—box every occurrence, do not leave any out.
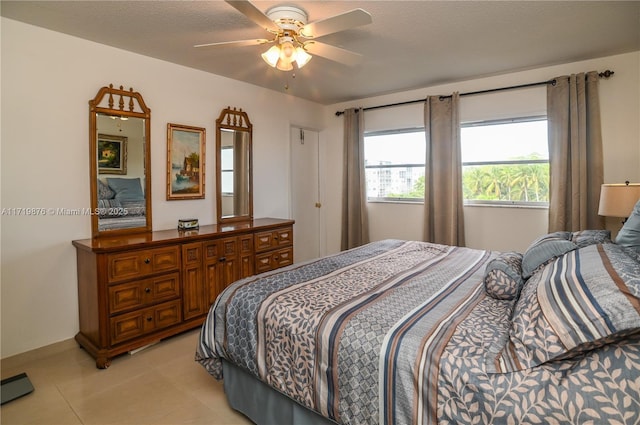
[598,181,640,224]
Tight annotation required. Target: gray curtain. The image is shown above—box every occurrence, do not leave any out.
[547,71,604,232]
[341,108,370,250]
[423,94,465,246]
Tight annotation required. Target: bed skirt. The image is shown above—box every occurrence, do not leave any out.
[222,360,337,425]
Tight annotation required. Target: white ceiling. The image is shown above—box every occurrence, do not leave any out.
[2,1,639,105]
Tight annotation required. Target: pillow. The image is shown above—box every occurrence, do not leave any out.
[107,177,144,201]
[496,243,640,372]
[616,199,640,252]
[483,252,524,300]
[119,199,146,217]
[97,179,115,200]
[521,231,577,278]
[570,229,612,248]
[97,198,124,218]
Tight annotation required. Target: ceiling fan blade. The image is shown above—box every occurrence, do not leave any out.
[225,0,280,33]
[300,9,372,38]
[304,41,363,67]
[194,38,270,48]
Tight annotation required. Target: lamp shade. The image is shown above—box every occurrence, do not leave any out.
[598,183,640,217]
[261,38,312,71]
[295,47,312,68]
[261,45,281,68]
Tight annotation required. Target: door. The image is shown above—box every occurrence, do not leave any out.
[290,127,321,262]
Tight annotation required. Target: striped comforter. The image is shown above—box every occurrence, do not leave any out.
[197,239,640,424]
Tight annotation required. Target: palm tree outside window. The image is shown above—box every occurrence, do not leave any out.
[461,117,549,206]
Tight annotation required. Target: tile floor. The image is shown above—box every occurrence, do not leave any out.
[0,329,252,424]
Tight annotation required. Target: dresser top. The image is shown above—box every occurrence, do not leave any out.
[73,217,294,252]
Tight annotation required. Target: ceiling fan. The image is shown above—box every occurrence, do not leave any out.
[195,0,372,71]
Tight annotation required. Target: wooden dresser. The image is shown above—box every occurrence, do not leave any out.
[72,218,294,368]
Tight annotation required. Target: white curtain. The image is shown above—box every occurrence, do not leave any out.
[423,94,465,246]
[341,108,370,250]
[547,72,604,232]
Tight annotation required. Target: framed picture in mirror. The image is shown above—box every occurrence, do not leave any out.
[97,134,127,175]
[167,123,206,200]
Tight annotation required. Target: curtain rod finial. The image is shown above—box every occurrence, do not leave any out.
[599,70,614,78]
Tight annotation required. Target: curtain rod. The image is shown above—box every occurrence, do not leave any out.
[335,69,614,116]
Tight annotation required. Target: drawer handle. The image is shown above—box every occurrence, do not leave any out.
[146,317,153,322]
[144,258,151,264]
[219,257,226,262]
[145,287,151,293]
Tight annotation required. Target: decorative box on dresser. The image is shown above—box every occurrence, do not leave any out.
[73,218,294,368]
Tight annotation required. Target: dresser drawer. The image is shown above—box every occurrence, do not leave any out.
[110,300,182,345]
[108,272,181,314]
[255,247,294,273]
[107,246,180,283]
[254,226,293,252]
[203,237,239,262]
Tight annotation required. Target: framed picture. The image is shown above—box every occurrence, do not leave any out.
[97,134,127,174]
[167,123,206,200]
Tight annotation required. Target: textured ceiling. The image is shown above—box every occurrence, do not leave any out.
[2,1,639,105]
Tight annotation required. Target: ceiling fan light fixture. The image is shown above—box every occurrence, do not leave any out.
[276,59,294,71]
[295,47,312,68]
[197,2,372,72]
[279,40,297,62]
[261,45,281,67]
[262,37,311,71]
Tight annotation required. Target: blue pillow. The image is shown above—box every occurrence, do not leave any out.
[98,179,115,200]
[107,177,144,201]
[615,199,640,252]
[522,232,577,278]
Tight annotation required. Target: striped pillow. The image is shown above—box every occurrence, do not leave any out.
[521,232,577,278]
[495,243,640,372]
[570,229,612,248]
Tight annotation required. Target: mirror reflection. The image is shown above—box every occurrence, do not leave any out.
[216,107,253,224]
[95,114,147,232]
[220,129,251,218]
[89,84,151,237]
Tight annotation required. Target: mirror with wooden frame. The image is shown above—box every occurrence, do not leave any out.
[215,107,253,224]
[89,84,152,237]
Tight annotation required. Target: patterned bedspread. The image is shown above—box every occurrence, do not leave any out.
[196,239,640,425]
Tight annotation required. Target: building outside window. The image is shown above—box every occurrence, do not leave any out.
[364,129,425,202]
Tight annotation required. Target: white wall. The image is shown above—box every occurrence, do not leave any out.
[0,18,325,358]
[322,51,640,254]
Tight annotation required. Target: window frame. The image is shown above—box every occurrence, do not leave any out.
[364,127,426,203]
[461,115,549,208]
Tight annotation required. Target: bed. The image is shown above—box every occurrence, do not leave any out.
[97,177,146,231]
[196,226,640,424]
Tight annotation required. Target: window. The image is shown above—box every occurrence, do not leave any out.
[461,117,549,206]
[220,146,234,194]
[364,129,425,202]
[363,117,548,205]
